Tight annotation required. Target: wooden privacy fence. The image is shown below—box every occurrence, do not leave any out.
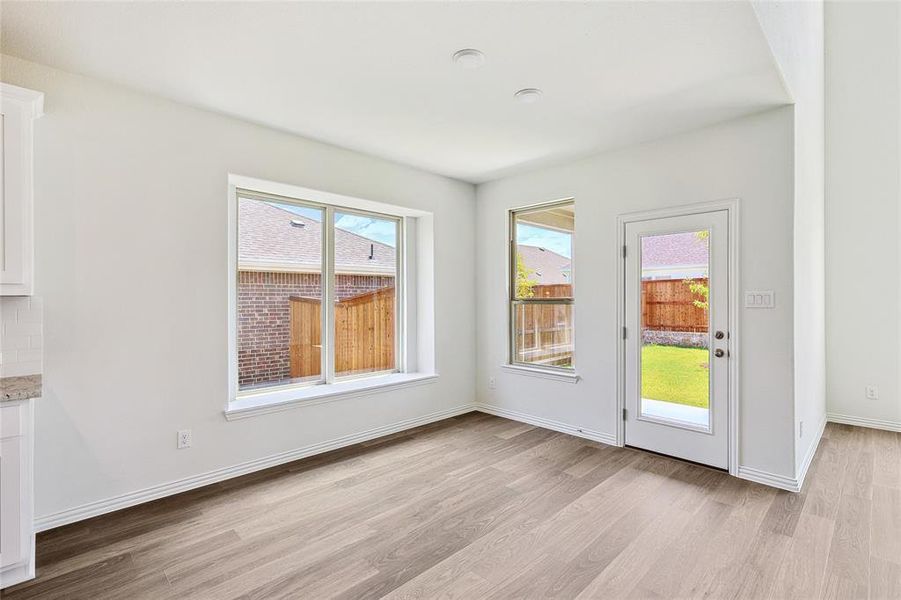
[289,287,395,378]
[513,303,573,367]
[530,283,572,298]
[290,296,323,378]
[642,278,708,332]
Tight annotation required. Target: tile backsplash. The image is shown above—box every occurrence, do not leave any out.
[0,297,43,377]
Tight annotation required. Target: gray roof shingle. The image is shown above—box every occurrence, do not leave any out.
[640,231,708,269]
[517,244,571,286]
[238,199,396,274]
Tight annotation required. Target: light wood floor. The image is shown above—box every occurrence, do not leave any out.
[4,414,901,599]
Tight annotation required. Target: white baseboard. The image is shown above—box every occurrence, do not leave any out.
[736,465,801,492]
[795,415,827,492]
[827,412,901,433]
[475,403,618,446]
[0,535,35,590]
[736,414,825,494]
[34,404,479,533]
[39,404,856,532]
[739,413,901,494]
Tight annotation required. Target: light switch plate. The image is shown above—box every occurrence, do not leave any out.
[744,290,775,309]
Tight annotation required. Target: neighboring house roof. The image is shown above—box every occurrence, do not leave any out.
[517,244,571,286]
[640,231,708,271]
[239,199,396,274]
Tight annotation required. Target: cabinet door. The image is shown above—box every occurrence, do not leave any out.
[1,100,28,291]
[0,84,43,296]
[0,436,24,569]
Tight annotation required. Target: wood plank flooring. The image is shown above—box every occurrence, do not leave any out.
[4,414,900,599]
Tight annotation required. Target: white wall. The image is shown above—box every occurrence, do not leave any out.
[825,1,901,431]
[752,0,826,472]
[476,107,798,479]
[0,55,477,522]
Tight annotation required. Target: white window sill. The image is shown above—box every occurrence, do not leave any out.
[225,372,439,421]
[500,364,581,383]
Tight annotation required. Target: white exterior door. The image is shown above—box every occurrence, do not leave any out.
[624,210,730,469]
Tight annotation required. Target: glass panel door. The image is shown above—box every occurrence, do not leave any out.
[624,210,729,469]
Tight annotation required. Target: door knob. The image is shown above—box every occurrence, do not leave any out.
[714,349,726,358]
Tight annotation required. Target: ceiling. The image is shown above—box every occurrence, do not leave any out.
[0,1,790,183]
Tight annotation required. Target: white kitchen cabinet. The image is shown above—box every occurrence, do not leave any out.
[0,400,35,589]
[1,84,44,296]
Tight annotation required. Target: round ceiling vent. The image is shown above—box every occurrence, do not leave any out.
[452,49,485,69]
[514,88,543,104]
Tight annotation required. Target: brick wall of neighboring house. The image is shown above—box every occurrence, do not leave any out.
[237,270,394,388]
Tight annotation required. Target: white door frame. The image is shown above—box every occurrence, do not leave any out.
[616,198,741,476]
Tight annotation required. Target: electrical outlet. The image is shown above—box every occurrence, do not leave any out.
[488,376,496,390]
[866,385,879,400]
[177,429,192,449]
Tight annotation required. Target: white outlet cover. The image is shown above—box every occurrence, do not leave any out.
[177,429,192,449]
[744,290,775,309]
[865,386,879,400]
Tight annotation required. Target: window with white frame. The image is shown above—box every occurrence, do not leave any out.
[509,200,575,370]
[235,189,402,394]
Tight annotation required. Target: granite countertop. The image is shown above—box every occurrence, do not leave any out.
[0,374,42,402]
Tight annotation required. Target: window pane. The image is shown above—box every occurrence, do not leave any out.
[513,204,574,299]
[639,230,711,430]
[237,197,323,391]
[512,302,573,368]
[333,211,398,378]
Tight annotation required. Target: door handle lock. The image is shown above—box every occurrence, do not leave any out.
[714,349,726,358]
[715,331,726,340]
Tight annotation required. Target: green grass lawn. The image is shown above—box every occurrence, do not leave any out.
[641,345,709,408]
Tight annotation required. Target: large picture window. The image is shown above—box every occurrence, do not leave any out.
[236,190,401,394]
[509,200,575,370]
